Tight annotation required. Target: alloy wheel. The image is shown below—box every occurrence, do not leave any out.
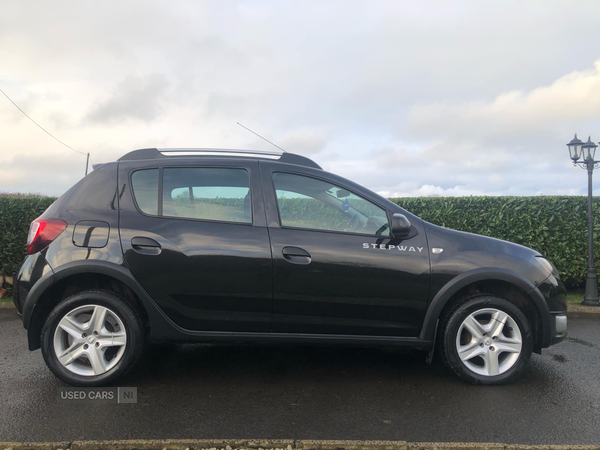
[456,307,523,377]
[53,304,127,376]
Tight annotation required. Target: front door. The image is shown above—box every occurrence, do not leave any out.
[260,164,430,337]
[118,159,273,332]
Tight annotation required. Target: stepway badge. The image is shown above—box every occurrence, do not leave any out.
[58,387,137,404]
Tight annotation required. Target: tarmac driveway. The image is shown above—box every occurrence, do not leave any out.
[1,307,599,445]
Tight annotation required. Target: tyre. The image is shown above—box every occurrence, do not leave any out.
[440,295,533,385]
[41,290,144,386]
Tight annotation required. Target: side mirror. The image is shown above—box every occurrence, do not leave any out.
[391,213,411,237]
[336,189,351,198]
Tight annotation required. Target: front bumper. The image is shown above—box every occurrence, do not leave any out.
[535,273,567,347]
[550,312,567,345]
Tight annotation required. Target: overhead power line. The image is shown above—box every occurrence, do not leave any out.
[0,87,87,157]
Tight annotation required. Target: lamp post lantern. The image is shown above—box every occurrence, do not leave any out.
[568,134,600,306]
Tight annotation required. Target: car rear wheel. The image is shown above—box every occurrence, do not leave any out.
[440,295,533,385]
[41,290,144,386]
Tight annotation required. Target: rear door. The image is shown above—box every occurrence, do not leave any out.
[118,158,273,332]
[260,162,430,337]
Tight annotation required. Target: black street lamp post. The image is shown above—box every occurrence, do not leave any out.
[568,134,600,306]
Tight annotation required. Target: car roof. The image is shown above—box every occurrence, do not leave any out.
[117,148,322,170]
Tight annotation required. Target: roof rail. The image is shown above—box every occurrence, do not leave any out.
[159,148,283,158]
[118,148,322,169]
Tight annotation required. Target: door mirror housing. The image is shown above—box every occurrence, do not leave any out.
[335,189,351,198]
[391,213,411,237]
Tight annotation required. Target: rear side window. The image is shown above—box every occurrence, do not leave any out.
[131,167,251,223]
[162,167,251,223]
[131,169,159,215]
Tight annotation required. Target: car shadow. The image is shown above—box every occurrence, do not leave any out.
[124,342,559,391]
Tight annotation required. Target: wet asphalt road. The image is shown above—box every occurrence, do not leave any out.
[1,308,600,445]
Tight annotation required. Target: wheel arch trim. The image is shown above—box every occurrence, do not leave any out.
[419,268,551,345]
[24,261,160,350]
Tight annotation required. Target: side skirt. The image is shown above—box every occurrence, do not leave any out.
[149,329,434,349]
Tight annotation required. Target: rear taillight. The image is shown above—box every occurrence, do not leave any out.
[26,218,67,255]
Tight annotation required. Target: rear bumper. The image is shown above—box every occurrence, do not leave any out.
[12,295,22,315]
[14,252,54,325]
[13,262,26,315]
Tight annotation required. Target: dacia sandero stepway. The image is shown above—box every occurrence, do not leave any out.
[14,148,567,386]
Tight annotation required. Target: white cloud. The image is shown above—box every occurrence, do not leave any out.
[408,60,600,148]
[379,184,505,198]
[277,128,330,155]
[86,75,171,124]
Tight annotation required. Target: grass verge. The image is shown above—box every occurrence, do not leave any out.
[566,289,585,303]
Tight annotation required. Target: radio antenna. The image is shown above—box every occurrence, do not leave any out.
[237,122,286,152]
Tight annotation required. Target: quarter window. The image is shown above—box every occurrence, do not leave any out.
[131,169,159,215]
[272,172,389,236]
[162,167,251,223]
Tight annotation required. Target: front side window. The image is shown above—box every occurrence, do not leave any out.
[162,167,251,223]
[272,172,389,236]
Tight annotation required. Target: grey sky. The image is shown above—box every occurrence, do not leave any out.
[1,1,599,197]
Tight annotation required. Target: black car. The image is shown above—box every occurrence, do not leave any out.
[14,148,567,386]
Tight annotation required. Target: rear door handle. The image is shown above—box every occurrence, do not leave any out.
[282,246,311,265]
[131,237,162,255]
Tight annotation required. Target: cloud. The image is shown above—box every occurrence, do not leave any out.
[277,128,329,155]
[0,153,86,195]
[2,1,600,197]
[85,74,171,124]
[376,147,416,169]
[408,60,600,148]
[378,183,520,198]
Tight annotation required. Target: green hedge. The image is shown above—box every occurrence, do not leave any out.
[0,195,56,276]
[0,194,597,288]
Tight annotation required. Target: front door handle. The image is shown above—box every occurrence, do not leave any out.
[131,237,162,255]
[282,246,311,265]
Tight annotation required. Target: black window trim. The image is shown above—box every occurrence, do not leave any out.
[157,166,163,216]
[129,165,254,226]
[270,170,392,238]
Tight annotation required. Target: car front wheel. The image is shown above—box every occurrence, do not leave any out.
[440,295,533,385]
[41,290,144,386]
